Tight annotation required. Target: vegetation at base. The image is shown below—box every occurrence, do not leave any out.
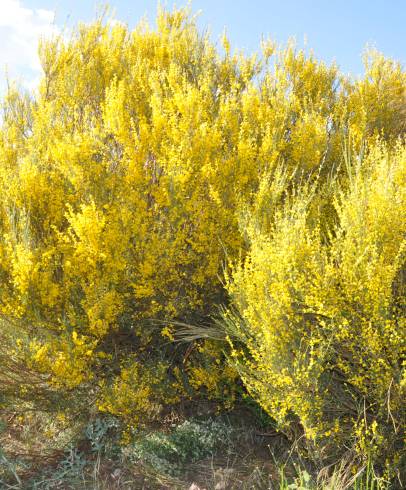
[0,4,404,488]
[0,409,395,489]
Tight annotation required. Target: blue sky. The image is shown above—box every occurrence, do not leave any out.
[1,0,405,95]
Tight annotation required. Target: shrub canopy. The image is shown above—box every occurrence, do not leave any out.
[0,5,404,473]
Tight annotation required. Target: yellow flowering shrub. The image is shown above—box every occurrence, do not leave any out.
[28,331,97,389]
[185,340,239,409]
[224,140,405,467]
[97,358,178,425]
[343,50,406,144]
[0,6,404,435]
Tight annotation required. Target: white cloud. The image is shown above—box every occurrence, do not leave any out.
[0,0,59,94]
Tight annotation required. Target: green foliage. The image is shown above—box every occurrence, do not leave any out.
[128,419,232,476]
[84,416,120,455]
[279,469,314,490]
